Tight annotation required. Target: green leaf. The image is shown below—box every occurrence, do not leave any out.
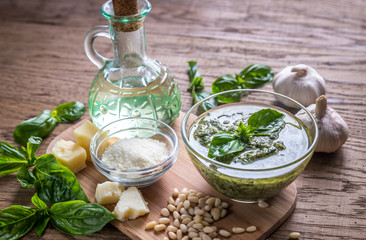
[26,137,42,165]
[50,200,115,236]
[193,91,218,111]
[16,166,35,188]
[0,205,38,240]
[208,132,246,158]
[13,110,58,146]
[248,109,285,135]
[51,102,86,123]
[31,193,48,210]
[212,75,242,103]
[239,64,274,89]
[34,216,49,238]
[33,154,89,204]
[187,61,204,91]
[236,122,254,141]
[0,142,27,176]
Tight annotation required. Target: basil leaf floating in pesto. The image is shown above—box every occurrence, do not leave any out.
[187,61,218,111]
[50,200,115,236]
[208,132,245,158]
[208,108,285,159]
[239,64,274,89]
[13,102,85,145]
[0,142,28,176]
[0,205,39,240]
[51,101,86,123]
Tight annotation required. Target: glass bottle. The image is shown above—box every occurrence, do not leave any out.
[84,0,181,128]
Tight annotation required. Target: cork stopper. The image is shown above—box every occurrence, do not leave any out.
[112,0,143,32]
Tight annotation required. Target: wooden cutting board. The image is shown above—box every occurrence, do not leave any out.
[46,113,297,240]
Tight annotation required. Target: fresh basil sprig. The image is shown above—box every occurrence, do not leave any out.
[212,64,274,103]
[13,102,86,145]
[0,194,115,239]
[188,61,218,111]
[0,137,88,204]
[208,109,285,159]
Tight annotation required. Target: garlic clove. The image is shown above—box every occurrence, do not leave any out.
[273,64,326,108]
[296,95,349,153]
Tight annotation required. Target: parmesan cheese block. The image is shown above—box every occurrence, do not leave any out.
[51,140,86,173]
[95,181,125,205]
[113,187,149,221]
[73,120,99,161]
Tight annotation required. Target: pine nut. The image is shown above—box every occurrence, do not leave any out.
[181,187,188,195]
[182,236,189,240]
[188,196,199,203]
[188,227,198,232]
[194,215,202,223]
[204,217,214,223]
[187,220,194,227]
[198,198,206,205]
[246,226,257,233]
[202,234,212,240]
[167,225,178,232]
[177,202,183,211]
[211,208,220,221]
[163,237,169,240]
[145,221,157,229]
[173,188,179,197]
[196,192,205,198]
[154,224,166,232]
[177,229,183,240]
[219,229,231,237]
[175,197,181,206]
[289,232,301,239]
[201,221,209,226]
[188,232,199,238]
[180,207,188,215]
[168,231,177,239]
[193,223,203,229]
[208,231,217,238]
[232,227,245,234]
[161,207,170,217]
[194,208,205,215]
[258,201,269,208]
[221,202,229,208]
[182,217,192,224]
[203,226,214,234]
[178,194,187,201]
[214,198,221,207]
[204,205,212,211]
[192,238,201,240]
[220,209,227,218]
[188,207,195,215]
[203,212,211,218]
[168,204,176,212]
[174,219,180,228]
[180,223,188,233]
[183,200,191,209]
[173,211,180,219]
[213,238,221,240]
[206,197,215,205]
[159,217,170,225]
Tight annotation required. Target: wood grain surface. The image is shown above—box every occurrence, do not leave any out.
[0,0,365,239]
[45,117,297,240]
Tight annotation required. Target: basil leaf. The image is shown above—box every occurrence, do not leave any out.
[248,109,285,135]
[0,142,27,176]
[33,154,89,204]
[50,200,115,236]
[51,102,86,123]
[0,205,38,240]
[188,61,204,91]
[193,91,218,111]
[34,215,49,238]
[212,75,242,103]
[239,64,274,88]
[31,193,48,210]
[26,137,42,165]
[13,110,58,146]
[208,132,246,158]
[236,122,254,141]
[16,166,35,188]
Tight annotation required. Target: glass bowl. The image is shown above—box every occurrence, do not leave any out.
[90,117,178,187]
[181,89,318,203]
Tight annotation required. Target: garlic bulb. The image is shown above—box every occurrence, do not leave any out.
[273,64,326,108]
[296,95,349,153]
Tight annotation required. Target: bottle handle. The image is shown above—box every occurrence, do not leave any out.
[84,25,111,69]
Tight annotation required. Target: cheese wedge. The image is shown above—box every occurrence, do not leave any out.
[51,140,86,173]
[95,181,125,205]
[113,187,149,221]
[73,120,99,161]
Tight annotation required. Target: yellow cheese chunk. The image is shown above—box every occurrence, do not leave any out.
[51,140,86,173]
[95,181,125,205]
[113,187,149,221]
[73,120,99,161]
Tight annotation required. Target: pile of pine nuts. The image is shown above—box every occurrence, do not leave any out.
[145,188,257,239]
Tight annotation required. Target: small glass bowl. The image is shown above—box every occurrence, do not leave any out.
[181,89,318,203]
[90,117,178,187]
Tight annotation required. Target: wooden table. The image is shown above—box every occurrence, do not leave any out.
[0,0,365,239]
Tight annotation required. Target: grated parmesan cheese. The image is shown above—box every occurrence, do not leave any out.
[101,137,169,171]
